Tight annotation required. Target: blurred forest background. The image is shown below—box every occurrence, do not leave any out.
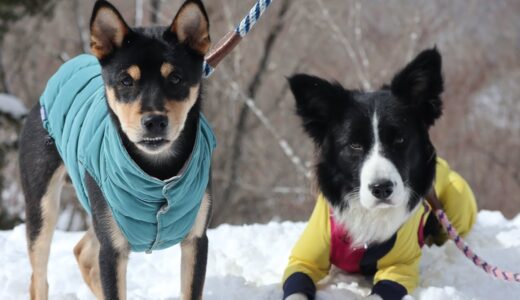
[0,0,519,230]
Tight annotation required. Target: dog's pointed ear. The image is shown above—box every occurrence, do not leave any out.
[391,48,444,127]
[168,0,211,56]
[288,74,346,145]
[90,0,131,60]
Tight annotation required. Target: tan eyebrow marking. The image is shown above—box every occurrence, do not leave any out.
[127,65,141,81]
[161,63,174,78]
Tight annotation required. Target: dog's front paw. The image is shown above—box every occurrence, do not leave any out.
[364,294,383,300]
[285,293,308,300]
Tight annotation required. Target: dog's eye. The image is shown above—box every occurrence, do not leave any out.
[350,143,363,151]
[168,74,182,85]
[394,137,405,144]
[120,75,134,87]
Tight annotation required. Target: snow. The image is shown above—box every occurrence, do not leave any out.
[0,93,27,119]
[1,211,520,299]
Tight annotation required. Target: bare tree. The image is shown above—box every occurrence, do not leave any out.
[217,0,293,224]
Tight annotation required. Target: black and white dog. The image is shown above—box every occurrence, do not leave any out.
[283,48,448,300]
[296,48,441,229]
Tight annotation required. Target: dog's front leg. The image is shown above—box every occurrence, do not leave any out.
[180,193,212,300]
[97,235,129,300]
[181,235,208,300]
[85,173,130,300]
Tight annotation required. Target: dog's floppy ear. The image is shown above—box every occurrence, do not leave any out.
[167,0,211,56]
[90,0,131,60]
[288,74,346,145]
[391,48,444,127]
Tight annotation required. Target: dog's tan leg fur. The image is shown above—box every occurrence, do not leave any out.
[74,215,129,300]
[180,193,211,300]
[74,228,103,299]
[116,254,129,300]
[28,165,66,300]
[109,216,129,300]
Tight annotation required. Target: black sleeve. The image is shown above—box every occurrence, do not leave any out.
[371,280,407,300]
[283,272,316,300]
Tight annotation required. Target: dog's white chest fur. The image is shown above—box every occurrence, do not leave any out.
[332,198,416,247]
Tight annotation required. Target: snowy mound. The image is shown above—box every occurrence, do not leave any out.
[0,93,27,119]
[1,211,520,299]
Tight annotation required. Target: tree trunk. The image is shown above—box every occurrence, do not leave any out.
[151,0,161,25]
[216,0,292,224]
[0,46,9,94]
[135,0,144,27]
[73,0,90,53]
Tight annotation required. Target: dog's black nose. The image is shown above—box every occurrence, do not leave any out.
[369,180,394,200]
[142,114,168,134]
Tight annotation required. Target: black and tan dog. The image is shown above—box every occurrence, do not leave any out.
[19,0,214,299]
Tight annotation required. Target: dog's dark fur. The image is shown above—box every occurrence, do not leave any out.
[289,48,443,252]
[19,1,212,299]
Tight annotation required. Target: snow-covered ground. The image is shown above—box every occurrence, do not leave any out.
[1,211,520,299]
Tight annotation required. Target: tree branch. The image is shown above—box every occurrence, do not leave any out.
[316,0,371,90]
[222,0,293,209]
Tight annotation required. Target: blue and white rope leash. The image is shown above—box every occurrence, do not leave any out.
[203,0,274,78]
[236,0,272,37]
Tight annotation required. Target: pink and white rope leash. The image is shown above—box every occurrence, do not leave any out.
[435,208,520,283]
